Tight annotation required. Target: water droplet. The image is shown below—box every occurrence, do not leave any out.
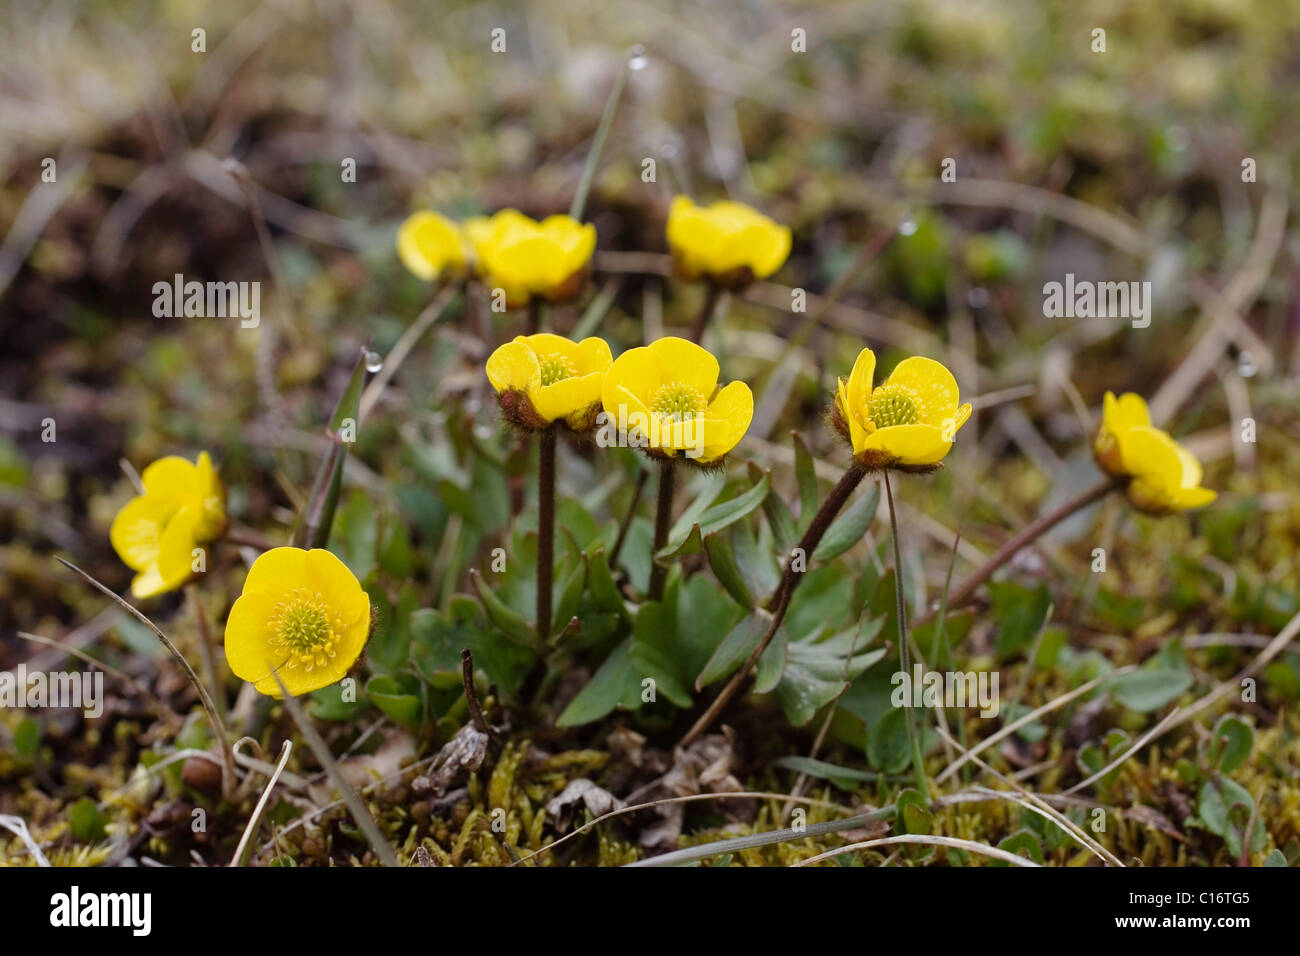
[1238,351,1257,378]
[474,424,494,440]
[897,217,917,236]
[364,349,383,373]
[967,286,990,309]
[627,44,648,70]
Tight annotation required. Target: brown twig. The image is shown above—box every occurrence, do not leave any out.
[913,477,1121,632]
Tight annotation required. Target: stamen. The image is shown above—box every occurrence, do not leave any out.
[538,354,576,386]
[867,383,924,429]
[650,381,705,422]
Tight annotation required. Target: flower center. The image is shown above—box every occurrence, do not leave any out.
[538,354,576,386]
[269,589,342,671]
[867,383,923,429]
[650,381,705,422]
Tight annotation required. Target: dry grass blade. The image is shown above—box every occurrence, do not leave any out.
[793,834,1041,868]
[935,666,1134,784]
[54,556,236,797]
[270,670,401,867]
[231,740,292,866]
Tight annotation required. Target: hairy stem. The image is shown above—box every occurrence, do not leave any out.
[648,459,676,601]
[536,428,557,643]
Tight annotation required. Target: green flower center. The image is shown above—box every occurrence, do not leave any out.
[538,354,576,386]
[867,383,923,429]
[651,382,705,422]
[270,589,341,670]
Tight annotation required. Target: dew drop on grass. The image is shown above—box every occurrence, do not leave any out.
[898,217,917,236]
[627,44,648,70]
[1237,351,1257,378]
[364,350,383,373]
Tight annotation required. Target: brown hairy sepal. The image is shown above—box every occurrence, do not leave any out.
[497,389,551,431]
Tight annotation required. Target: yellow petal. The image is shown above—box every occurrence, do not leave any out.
[240,546,311,596]
[944,402,973,441]
[603,345,663,410]
[486,340,540,394]
[846,348,876,427]
[883,356,960,425]
[531,373,603,424]
[1103,391,1150,433]
[306,548,370,627]
[647,337,719,396]
[156,505,202,589]
[573,337,613,375]
[223,591,281,691]
[517,333,579,366]
[140,456,197,497]
[836,377,869,453]
[396,211,465,280]
[130,565,170,600]
[698,380,753,461]
[110,494,173,571]
[860,424,952,466]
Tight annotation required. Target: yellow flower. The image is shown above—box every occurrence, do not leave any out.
[467,209,596,307]
[599,336,752,464]
[1093,391,1216,513]
[665,195,792,287]
[225,547,371,698]
[396,211,470,281]
[110,452,226,598]
[832,349,972,470]
[487,333,613,430]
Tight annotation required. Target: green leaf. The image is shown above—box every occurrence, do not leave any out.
[1264,849,1289,867]
[695,610,773,690]
[1198,777,1265,858]
[1109,669,1191,712]
[557,636,642,726]
[813,480,879,561]
[630,601,693,708]
[704,531,755,609]
[993,829,1044,866]
[755,629,787,693]
[731,518,781,606]
[409,597,536,697]
[756,465,798,553]
[988,581,1051,660]
[1209,715,1253,774]
[365,675,423,727]
[658,472,771,559]
[896,788,932,836]
[866,705,910,772]
[309,683,370,721]
[14,718,40,759]
[366,583,418,674]
[68,797,105,842]
[586,547,632,623]
[776,620,886,726]
[675,574,746,679]
[471,570,542,651]
[552,556,587,636]
[792,431,819,529]
[770,756,884,790]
